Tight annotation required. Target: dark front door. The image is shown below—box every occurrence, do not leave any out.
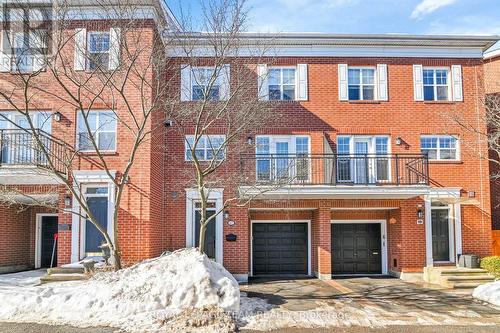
[252,223,308,276]
[85,197,108,254]
[332,223,382,274]
[194,209,216,259]
[40,216,58,268]
[431,209,450,261]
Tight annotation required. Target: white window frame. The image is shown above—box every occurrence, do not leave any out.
[268,66,297,101]
[0,111,52,133]
[87,31,110,71]
[191,66,222,101]
[422,67,451,101]
[76,110,117,153]
[348,67,376,101]
[184,135,226,161]
[420,135,460,161]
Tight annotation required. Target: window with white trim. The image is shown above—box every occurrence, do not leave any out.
[11,30,47,73]
[77,111,117,152]
[87,31,110,71]
[420,135,458,160]
[191,67,221,101]
[348,68,375,100]
[268,67,296,101]
[423,68,449,101]
[185,135,226,161]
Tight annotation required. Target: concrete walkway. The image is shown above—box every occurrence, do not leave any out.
[240,277,500,330]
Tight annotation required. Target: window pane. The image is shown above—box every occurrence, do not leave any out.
[78,112,97,132]
[257,160,270,180]
[421,137,438,149]
[337,137,350,154]
[78,132,93,150]
[436,86,448,101]
[282,86,295,100]
[424,86,434,101]
[348,86,360,100]
[439,137,455,149]
[348,69,360,84]
[423,70,434,85]
[362,86,374,100]
[192,85,204,101]
[269,86,281,100]
[282,69,295,85]
[268,69,280,85]
[435,70,448,84]
[98,112,116,131]
[256,137,270,154]
[88,53,109,70]
[375,137,388,154]
[362,69,375,84]
[440,149,456,160]
[422,149,437,159]
[88,32,110,52]
[208,86,220,101]
[296,137,309,154]
[36,112,52,133]
[98,132,116,150]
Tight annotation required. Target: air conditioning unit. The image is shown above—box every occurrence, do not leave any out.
[458,254,480,268]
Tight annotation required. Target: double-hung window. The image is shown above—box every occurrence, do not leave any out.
[420,135,458,160]
[192,67,221,101]
[12,30,47,73]
[423,68,449,101]
[87,31,110,71]
[185,135,225,161]
[268,68,296,101]
[77,111,117,152]
[348,68,375,100]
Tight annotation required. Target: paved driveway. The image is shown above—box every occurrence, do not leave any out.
[239,277,500,331]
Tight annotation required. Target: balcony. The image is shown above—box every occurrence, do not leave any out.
[239,153,429,198]
[0,129,67,184]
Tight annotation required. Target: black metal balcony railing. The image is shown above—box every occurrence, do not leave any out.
[0,129,67,174]
[240,153,429,186]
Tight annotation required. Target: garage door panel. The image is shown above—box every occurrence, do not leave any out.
[332,223,382,275]
[252,222,308,276]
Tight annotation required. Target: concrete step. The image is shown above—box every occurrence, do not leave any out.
[40,273,88,284]
[47,267,85,275]
[440,268,489,275]
[449,282,489,289]
[444,274,495,282]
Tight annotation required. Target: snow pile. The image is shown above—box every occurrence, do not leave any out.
[473,281,500,307]
[0,249,239,332]
[0,270,45,287]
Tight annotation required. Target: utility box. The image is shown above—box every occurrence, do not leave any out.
[458,254,480,268]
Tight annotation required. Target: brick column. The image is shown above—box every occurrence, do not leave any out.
[57,191,72,265]
[223,206,249,282]
[316,201,331,280]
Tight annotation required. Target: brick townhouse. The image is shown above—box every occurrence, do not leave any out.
[0,1,498,283]
[484,47,500,230]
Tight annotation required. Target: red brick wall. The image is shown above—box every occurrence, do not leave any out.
[0,205,32,270]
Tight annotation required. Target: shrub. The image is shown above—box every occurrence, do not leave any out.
[480,256,500,278]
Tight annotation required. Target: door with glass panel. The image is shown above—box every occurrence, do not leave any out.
[274,140,290,180]
[374,137,390,183]
[11,114,33,164]
[353,139,370,184]
[84,186,109,256]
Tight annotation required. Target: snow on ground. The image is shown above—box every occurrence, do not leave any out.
[473,280,500,307]
[0,249,239,333]
[0,269,45,287]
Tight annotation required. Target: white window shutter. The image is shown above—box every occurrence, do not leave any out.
[376,64,388,101]
[108,28,121,70]
[0,30,12,72]
[180,64,192,101]
[451,65,463,102]
[413,64,424,101]
[338,64,348,101]
[219,64,231,101]
[74,28,86,71]
[257,64,268,101]
[296,63,308,101]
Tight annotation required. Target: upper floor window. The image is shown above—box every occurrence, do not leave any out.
[0,111,51,132]
[87,31,110,71]
[348,68,375,100]
[423,68,449,101]
[191,67,221,101]
[185,135,226,161]
[77,111,117,152]
[180,65,230,102]
[268,67,296,101]
[420,135,458,161]
[11,30,47,73]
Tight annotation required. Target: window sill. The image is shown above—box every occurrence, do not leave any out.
[347,100,381,104]
[422,101,457,104]
[79,151,118,156]
[428,160,462,165]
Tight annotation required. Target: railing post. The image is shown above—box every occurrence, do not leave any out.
[364,154,369,185]
[395,154,399,185]
[0,129,3,165]
[425,154,430,185]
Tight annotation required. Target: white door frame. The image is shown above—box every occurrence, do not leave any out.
[330,219,388,275]
[35,213,58,269]
[250,220,312,277]
[185,188,224,264]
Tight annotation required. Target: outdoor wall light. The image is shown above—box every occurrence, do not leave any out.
[64,196,72,207]
[395,137,402,146]
[247,136,253,145]
[164,119,173,127]
[417,208,424,219]
[224,210,230,219]
[53,112,62,122]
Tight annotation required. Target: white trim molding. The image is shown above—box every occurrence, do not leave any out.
[330,219,388,275]
[250,220,312,277]
[185,188,224,264]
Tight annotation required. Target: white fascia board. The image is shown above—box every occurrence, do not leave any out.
[427,187,461,198]
[484,48,500,60]
[73,170,117,183]
[169,45,484,59]
[239,185,430,200]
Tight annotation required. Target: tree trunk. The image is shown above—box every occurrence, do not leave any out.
[199,220,206,255]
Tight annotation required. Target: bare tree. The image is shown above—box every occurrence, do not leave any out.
[165,0,288,254]
[0,0,174,269]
